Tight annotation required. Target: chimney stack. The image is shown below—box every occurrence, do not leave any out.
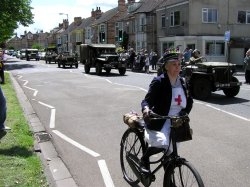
[118,0,126,12]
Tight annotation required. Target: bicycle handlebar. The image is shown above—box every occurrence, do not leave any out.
[149,111,188,120]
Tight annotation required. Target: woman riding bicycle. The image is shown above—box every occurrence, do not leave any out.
[141,52,193,163]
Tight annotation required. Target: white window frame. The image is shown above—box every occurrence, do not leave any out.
[170,11,180,27]
[205,40,225,56]
[202,8,218,23]
[237,10,250,24]
[161,14,166,28]
[76,32,81,42]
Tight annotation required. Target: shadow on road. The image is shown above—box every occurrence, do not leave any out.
[203,93,249,105]
[5,63,35,71]
[81,71,128,77]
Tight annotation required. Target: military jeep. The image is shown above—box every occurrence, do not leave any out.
[45,52,58,64]
[184,62,242,100]
[80,44,126,75]
[57,52,78,68]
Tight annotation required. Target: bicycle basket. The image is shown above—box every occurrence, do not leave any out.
[171,116,192,142]
[123,112,143,128]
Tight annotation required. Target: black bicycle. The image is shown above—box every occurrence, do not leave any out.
[120,112,204,187]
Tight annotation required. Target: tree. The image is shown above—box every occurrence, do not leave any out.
[0,0,33,44]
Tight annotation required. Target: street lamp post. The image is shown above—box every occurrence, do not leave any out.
[59,13,68,21]
[59,13,69,52]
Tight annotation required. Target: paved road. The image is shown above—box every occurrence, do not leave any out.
[5,57,250,187]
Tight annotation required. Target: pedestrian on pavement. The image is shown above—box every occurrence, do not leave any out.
[183,48,191,63]
[144,53,150,74]
[0,48,6,84]
[150,51,158,70]
[141,53,193,160]
[244,49,250,84]
[0,85,11,139]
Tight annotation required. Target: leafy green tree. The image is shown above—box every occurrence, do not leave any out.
[0,0,33,44]
[32,43,43,50]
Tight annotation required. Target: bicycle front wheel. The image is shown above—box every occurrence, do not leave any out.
[120,128,146,186]
[163,160,204,187]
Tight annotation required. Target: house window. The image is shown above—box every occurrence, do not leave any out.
[76,32,81,42]
[238,10,250,24]
[161,14,166,28]
[115,22,123,42]
[86,28,91,40]
[140,17,146,32]
[202,8,218,23]
[205,40,225,56]
[162,42,174,54]
[99,24,106,43]
[170,11,180,26]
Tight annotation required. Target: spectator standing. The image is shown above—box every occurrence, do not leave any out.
[151,51,158,70]
[183,48,191,63]
[244,49,250,84]
[145,53,150,74]
[0,85,10,139]
[0,48,6,84]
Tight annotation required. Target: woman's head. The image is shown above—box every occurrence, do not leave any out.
[163,53,181,77]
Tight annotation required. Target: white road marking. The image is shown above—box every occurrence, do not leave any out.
[38,101,55,109]
[52,130,100,157]
[37,101,56,128]
[23,85,38,96]
[98,160,115,187]
[50,108,56,129]
[195,101,250,122]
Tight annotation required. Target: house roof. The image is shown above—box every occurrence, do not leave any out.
[135,0,165,13]
[159,0,188,8]
[78,17,95,29]
[93,7,118,25]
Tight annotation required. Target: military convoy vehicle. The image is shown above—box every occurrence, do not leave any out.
[157,58,241,100]
[24,49,39,61]
[184,61,241,100]
[45,52,58,64]
[80,44,126,75]
[57,52,78,68]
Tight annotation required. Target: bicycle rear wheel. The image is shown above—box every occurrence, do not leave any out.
[163,160,204,187]
[120,128,146,186]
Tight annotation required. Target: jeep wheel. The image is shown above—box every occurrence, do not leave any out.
[119,68,126,75]
[105,68,111,74]
[84,64,90,74]
[223,77,240,97]
[192,77,211,100]
[96,63,102,75]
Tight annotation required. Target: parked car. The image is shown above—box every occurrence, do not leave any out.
[80,44,126,75]
[19,49,26,60]
[38,52,46,60]
[57,52,78,68]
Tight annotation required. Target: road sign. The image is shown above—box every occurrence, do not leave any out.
[225,31,230,42]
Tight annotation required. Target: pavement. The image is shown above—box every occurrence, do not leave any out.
[9,72,78,187]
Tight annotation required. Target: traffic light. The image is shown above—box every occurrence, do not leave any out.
[118,30,123,42]
[99,32,105,43]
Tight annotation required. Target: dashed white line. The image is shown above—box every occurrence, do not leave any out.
[23,85,38,96]
[98,160,115,187]
[52,130,100,157]
[38,101,55,109]
[50,108,56,128]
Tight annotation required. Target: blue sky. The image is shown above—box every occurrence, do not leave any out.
[15,0,118,36]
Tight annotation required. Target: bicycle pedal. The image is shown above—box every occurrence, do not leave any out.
[150,174,156,182]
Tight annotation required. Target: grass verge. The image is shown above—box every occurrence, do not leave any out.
[0,73,48,187]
